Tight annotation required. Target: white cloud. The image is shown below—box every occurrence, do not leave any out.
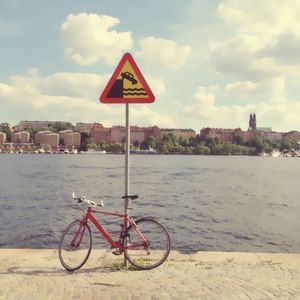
[0,69,171,128]
[209,36,283,80]
[61,13,133,66]
[130,106,176,128]
[182,84,300,132]
[136,37,191,70]
[218,0,300,39]
[210,1,300,80]
[146,77,166,96]
[9,69,108,99]
[258,33,300,65]
[225,81,258,98]
[202,0,300,132]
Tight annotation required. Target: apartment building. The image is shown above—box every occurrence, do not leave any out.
[35,131,52,145]
[43,133,59,149]
[0,132,6,144]
[283,131,300,141]
[11,131,30,143]
[200,128,242,143]
[34,131,59,148]
[58,130,73,142]
[257,131,283,141]
[90,124,111,143]
[64,132,81,147]
[91,124,161,144]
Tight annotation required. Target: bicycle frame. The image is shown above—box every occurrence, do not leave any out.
[76,207,148,251]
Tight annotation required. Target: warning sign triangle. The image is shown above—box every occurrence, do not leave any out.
[100,53,155,104]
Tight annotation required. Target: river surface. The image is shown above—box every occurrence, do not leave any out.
[0,154,299,253]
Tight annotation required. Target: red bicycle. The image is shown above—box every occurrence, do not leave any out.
[58,193,171,271]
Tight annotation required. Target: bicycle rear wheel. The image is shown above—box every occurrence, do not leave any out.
[123,218,171,270]
[58,220,92,271]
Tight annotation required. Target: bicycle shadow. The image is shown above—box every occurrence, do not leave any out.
[0,265,126,277]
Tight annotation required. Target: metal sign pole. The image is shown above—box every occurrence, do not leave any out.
[124,103,130,266]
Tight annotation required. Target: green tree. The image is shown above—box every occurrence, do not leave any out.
[26,127,38,143]
[50,122,74,133]
[87,142,97,149]
[1,125,12,142]
[233,135,245,145]
[280,140,292,151]
[247,136,264,154]
[146,135,157,149]
[193,144,210,155]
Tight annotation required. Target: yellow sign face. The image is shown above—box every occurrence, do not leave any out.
[118,61,148,99]
[100,53,155,104]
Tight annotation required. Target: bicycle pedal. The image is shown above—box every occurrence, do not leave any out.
[112,250,122,256]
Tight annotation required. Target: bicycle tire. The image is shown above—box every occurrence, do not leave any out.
[58,220,92,271]
[123,218,171,270]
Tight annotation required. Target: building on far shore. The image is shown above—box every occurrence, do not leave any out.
[0,132,6,144]
[35,131,52,145]
[57,130,81,149]
[64,132,81,148]
[200,114,300,143]
[256,131,283,141]
[91,123,111,143]
[11,131,30,143]
[43,133,59,149]
[35,131,59,149]
[283,131,300,141]
[90,124,161,145]
[58,130,73,142]
[200,127,242,143]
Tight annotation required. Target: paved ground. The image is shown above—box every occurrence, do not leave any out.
[0,249,299,299]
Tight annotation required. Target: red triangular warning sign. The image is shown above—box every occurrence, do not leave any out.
[100,53,155,104]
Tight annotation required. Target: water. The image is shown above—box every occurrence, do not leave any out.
[0,154,299,253]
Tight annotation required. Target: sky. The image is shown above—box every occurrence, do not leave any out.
[1,0,300,133]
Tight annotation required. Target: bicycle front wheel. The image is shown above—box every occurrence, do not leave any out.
[124,218,171,270]
[58,220,92,271]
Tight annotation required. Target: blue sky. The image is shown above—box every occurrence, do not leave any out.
[1,0,300,132]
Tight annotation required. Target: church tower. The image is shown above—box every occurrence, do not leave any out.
[253,113,257,130]
[248,113,257,131]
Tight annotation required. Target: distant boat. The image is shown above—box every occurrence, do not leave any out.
[64,149,69,154]
[130,148,157,155]
[70,149,77,154]
[38,149,45,154]
[271,150,281,157]
[9,143,13,154]
[84,149,106,154]
[260,152,269,157]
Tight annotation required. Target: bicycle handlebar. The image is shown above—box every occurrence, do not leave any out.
[72,192,104,208]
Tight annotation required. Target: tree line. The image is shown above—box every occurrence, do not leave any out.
[87,133,300,155]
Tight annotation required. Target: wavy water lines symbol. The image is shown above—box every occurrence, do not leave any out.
[123,88,147,96]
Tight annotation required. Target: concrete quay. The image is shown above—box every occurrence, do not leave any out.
[0,249,299,300]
